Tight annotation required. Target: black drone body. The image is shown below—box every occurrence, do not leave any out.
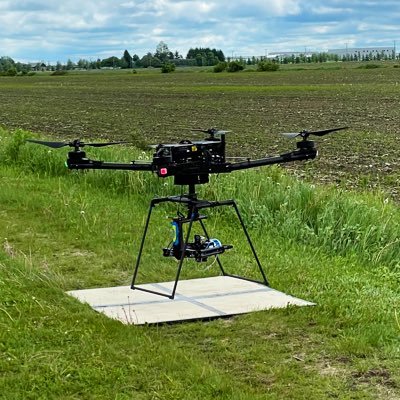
[29,127,347,187]
[27,126,347,299]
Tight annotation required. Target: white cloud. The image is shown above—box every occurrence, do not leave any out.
[0,0,399,62]
[312,6,352,14]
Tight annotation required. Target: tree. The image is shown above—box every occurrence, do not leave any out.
[132,54,140,67]
[206,51,218,66]
[120,57,129,69]
[66,59,75,70]
[101,56,121,68]
[195,53,204,66]
[77,59,89,69]
[186,47,225,65]
[0,56,15,72]
[122,50,133,68]
[139,53,161,68]
[155,41,173,63]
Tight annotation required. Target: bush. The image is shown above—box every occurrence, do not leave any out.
[257,61,280,72]
[226,61,244,73]
[161,62,175,73]
[51,70,67,76]
[0,68,18,76]
[357,64,381,69]
[213,62,227,73]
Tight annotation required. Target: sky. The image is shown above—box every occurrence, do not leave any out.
[1,0,399,63]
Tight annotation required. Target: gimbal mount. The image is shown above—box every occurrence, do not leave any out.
[130,182,270,299]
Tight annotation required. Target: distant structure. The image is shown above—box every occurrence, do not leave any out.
[327,47,395,59]
[234,46,398,62]
[268,51,314,59]
[29,62,47,71]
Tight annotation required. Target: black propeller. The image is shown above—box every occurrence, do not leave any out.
[27,139,128,150]
[280,126,348,140]
[190,127,231,136]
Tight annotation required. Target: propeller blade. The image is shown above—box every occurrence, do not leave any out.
[85,141,128,147]
[190,128,211,133]
[280,126,348,139]
[27,139,128,149]
[190,128,232,137]
[280,132,301,139]
[26,139,69,148]
[308,126,349,136]
[214,130,231,135]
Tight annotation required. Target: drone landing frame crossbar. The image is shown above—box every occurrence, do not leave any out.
[131,184,269,299]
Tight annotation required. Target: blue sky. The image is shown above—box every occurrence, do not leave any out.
[1,0,399,63]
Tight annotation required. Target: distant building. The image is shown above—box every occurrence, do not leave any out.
[267,51,313,59]
[327,47,395,59]
[231,46,397,64]
[29,62,47,71]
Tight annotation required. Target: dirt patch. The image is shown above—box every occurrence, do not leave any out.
[351,368,397,388]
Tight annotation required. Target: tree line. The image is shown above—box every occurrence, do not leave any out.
[1,42,399,75]
[0,42,226,74]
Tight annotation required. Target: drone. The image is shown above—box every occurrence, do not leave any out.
[28,126,348,299]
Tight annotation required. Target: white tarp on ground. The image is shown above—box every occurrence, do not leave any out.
[67,276,314,325]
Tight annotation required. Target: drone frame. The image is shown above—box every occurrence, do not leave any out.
[27,127,347,299]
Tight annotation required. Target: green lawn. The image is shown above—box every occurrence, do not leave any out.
[0,130,399,399]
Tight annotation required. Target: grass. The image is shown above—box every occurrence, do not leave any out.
[0,64,399,203]
[1,128,400,399]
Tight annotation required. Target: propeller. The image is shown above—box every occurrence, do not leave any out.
[190,127,231,136]
[280,126,348,140]
[27,139,128,150]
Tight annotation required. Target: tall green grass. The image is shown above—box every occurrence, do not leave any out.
[216,170,399,268]
[1,127,400,399]
[1,127,399,269]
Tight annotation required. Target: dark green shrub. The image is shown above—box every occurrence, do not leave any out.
[51,70,67,76]
[5,68,17,76]
[226,61,244,72]
[161,62,175,73]
[257,61,280,72]
[357,64,381,69]
[213,62,227,72]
